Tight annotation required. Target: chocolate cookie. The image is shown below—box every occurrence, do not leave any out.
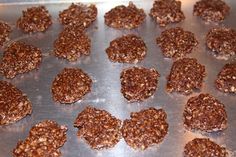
[0,41,42,79]
[150,0,185,27]
[53,25,91,61]
[183,93,227,132]
[0,21,11,47]
[166,58,206,95]
[13,120,67,157]
[193,0,230,23]
[74,106,122,149]
[156,27,198,59]
[121,107,168,150]
[206,27,236,59]
[0,81,32,125]
[215,63,236,93]
[104,2,146,29]
[106,34,147,63]
[59,3,97,29]
[184,138,228,157]
[51,68,92,104]
[120,67,160,102]
[17,6,52,33]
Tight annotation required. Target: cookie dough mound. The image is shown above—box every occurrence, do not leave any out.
[13,120,67,157]
[120,67,160,102]
[193,0,230,23]
[74,106,122,149]
[150,0,185,27]
[121,107,168,150]
[0,21,11,46]
[206,27,236,59]
[59,3,97,28]
[183,93,227,132]
[166,58,206,95]
[53,25,91,61]
[0,41,42,79]
[104,2,146,29]
[156,27,198,59]
[17,6,52,33]
[51,68,92,104]
[0,81,32,125]
[215,63,236,93]
[106,34,147,63]
[184,138,228,157]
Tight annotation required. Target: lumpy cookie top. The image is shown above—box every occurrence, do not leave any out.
[206,27,236,59]
[0,21,11,47]
[17,6,52,33]
[59,3,97,29]
[0,41,42,79]
[183,93,227,132]
[215,63,236,93]
[53,25,91,62]
[13,120,67,157]
[0,80,32,125]
[106,34,147,63]
[121,107,168,150]
[104,2,146,29]
[156,27,198,59]
[166,58,206,95]
[51,68,92,104]
[184,138,228,157]
[150,0,185,27]
[193,0,230,23]
[120,67,160,102]
[74,106,122,149]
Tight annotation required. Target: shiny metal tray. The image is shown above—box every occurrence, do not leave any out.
[0,0,236,157]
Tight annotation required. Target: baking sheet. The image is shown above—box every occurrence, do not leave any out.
[0,0,236,157]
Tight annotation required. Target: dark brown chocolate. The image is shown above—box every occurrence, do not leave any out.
[0,81,32,125]
[104,2,146,29]
[120,67,160,102]
[106,34,147,63]
[121,107,168,150]
[166,58,206,95]
[183,93,227,132]
[51,68,92,104]
[74,106,122,149]
[156,27,198,59]
[184,138,228,157]
[150,0,185,27]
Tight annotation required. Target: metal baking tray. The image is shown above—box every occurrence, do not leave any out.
[0,0,236,156]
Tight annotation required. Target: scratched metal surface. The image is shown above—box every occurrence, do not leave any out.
[0,0,236,157]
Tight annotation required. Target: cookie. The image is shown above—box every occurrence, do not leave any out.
[120,67,160,102]
[150,0,185,27]
[104,2,146,29]
[166,58,206,95]
[183,93,227,132]
[17,6,52,33]
[74,106,122,149]
[0,80,32,125]
[156,27,198,59]
[59,3,97,29]
[206,27,236,59]
[121,107,168,150]
[53,25,91,61]
[106,34,147,63]
[184,138,228,157]
[13,120,67,157]
[51,68,92,104]
[193,0,230,23]
[0,21,11,46]
[0,41,42,79]
[215,63,236,93]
